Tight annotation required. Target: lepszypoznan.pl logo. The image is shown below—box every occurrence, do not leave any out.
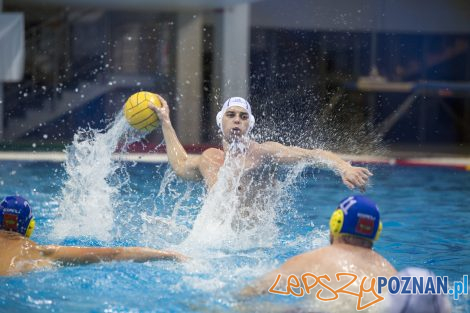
[268,273,468,311]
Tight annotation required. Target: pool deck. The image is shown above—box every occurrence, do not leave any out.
[0,151,469,170]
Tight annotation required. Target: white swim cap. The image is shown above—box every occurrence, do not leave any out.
[387,267,451,313]
[216,97,255,132]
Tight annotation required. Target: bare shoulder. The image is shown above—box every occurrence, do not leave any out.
[256,141,286,155]
[202,147,224,155]
[0,233,54,275]
[373,251,397,275]
[282,248,325,268]
[258,141,281,149]
[201,148,224,161]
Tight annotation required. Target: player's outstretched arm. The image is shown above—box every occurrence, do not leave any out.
[260,141,372,190]
[39,245,187,265]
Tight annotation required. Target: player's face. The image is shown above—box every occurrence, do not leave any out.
[222,107,250,140]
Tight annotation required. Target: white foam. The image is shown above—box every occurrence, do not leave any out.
[52,112,145,241]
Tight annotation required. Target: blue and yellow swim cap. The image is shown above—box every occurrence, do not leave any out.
[0,196,35,237]
[329,195,382,241]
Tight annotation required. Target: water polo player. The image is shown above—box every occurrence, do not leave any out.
[0,195,187,276]
[149,95,372,190]
[240,195,396,310]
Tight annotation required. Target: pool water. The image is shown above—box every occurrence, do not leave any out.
[0,160,469,312]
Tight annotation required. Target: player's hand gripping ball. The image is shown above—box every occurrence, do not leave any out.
[124,91,161,131]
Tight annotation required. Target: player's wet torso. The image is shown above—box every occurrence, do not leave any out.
[200,144,279,231]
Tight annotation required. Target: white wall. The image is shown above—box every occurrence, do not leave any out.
[252,0,470,33]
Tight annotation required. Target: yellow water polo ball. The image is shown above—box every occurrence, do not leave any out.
[124,91,161,131]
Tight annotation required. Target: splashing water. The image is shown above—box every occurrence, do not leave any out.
[138,169,202,247]
[52,112,145,241]
[50,104,360,251]
[174,136,317,297]
[181,139,306,252]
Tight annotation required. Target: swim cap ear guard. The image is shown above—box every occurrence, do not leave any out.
[25,218,35,238]
[329,195,382,241]
[0,196,35,238]
[216,97,255,133]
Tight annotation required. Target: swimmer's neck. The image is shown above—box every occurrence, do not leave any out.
[0,230,25,239]
[332,235,373,249]
[222,137,251,156]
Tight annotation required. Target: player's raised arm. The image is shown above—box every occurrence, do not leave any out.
[148,95,202,180]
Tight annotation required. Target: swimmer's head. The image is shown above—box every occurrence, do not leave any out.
[387,267,451,313]
[0,196,35,238]
[329,195,382,243]
[216,97,255,138]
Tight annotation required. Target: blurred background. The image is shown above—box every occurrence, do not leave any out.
[0,0,469,155]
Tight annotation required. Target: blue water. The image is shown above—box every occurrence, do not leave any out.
[0,161,469,312]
